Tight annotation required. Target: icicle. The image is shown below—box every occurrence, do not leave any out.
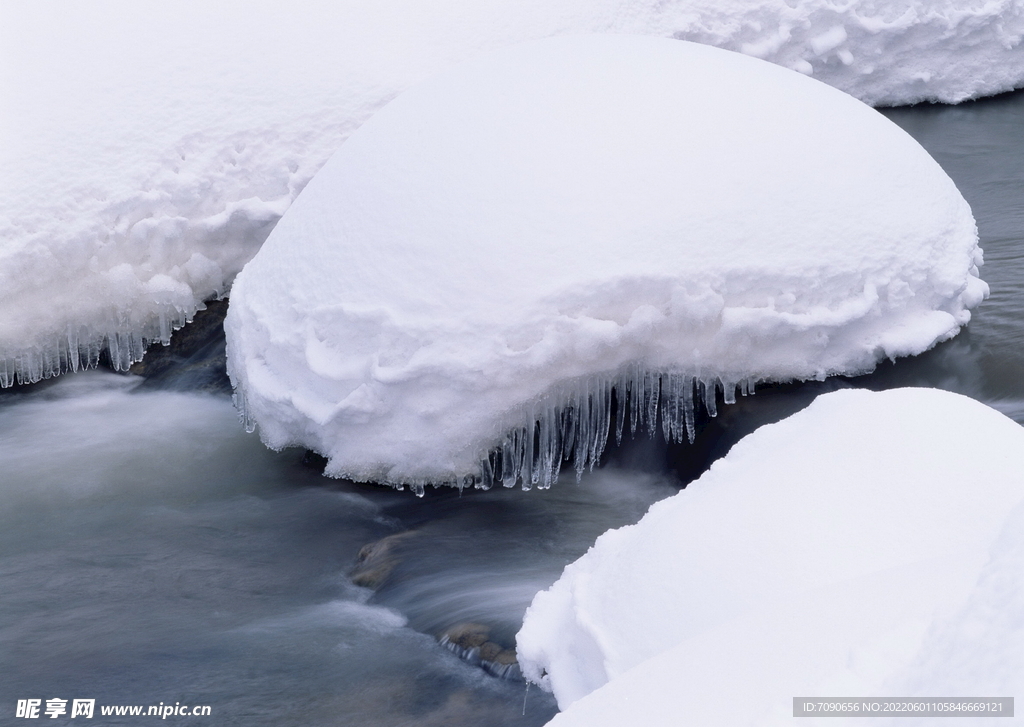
[645,371,660,438]
[562,392,577,462]
[549,404,563,488]
[723,379,737,405]
[501,430,516,488]
[106,331,121,371]
[513,427,526,491]
[614,375,626,445]
[573,378,590,480]
[478,366,761,491]
[537,404,559,489]
[522,406,535,491]
[158,310,170,343]
[585,379,601,471]
[630,364,642,435]
[22,350,40,384]
[479,456,494,490]
[660,374,674,443]
[87,339,100,369]
[677,375,690,443]
[131,328,144,367]
[231,389,255,434]
[682,377,696,443]
[702,377,718,418]
[593,379,612,469]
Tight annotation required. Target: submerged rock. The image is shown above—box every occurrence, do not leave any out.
[351,534,523,680]
[349,531,420,589]
[440,622,522,681]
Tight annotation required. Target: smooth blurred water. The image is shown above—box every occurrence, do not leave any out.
[0,373,680,725]
[1,89,1022,726]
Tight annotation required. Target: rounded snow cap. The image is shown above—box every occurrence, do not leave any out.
[226,35,984,491]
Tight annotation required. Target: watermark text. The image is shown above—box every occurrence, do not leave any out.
[16,699,211,719]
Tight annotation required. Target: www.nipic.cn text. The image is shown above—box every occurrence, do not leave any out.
[16,699,211,719]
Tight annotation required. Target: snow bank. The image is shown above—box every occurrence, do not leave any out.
[516,387,1024,724]
[226,35,984,489]
[662,0,1024,107]
[878,503,1024,715]
[2,1,1019,388]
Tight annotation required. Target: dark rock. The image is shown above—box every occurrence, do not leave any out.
[132,299,233,393]
[301,450,329,472]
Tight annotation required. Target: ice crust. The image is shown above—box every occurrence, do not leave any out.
[515,388,1024,722]
[2,1,1019,388]
[226,35,985,489]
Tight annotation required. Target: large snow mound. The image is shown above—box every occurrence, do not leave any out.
[226,35,985,489]
[516,387,1024,723]
[2,1,1019,388]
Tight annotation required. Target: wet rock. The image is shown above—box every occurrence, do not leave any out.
[441,622,490,650]
[439,622,522,681]
[350,531,419,589]
[350,536,525,681]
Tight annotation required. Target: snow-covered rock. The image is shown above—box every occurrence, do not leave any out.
[2,1,1020,387]
[516,387,1024,724]
[225,35,984,489]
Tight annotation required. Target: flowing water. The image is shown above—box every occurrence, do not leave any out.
[1,89,1022,726]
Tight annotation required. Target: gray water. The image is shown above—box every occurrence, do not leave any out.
[1,89,1022,726]
[879,92,1024,412]
[0,374,681,725]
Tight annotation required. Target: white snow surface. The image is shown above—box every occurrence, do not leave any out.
[226,35,984,487]
[2,1,1020,387]
[516,387,1024,724]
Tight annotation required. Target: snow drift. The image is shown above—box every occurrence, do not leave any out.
[2,0,1019,387]
[225,35,985,489]
[516,387,1024,724]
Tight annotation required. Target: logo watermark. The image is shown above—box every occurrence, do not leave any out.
[15,699,211,719]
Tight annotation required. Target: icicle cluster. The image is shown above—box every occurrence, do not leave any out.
[477,369,756,493]
[234,367,756,497]
[0,308,196,388]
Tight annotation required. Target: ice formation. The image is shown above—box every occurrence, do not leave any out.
[516,388,1024,723]
[226,35,985,489]
[2,1,1019,388]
